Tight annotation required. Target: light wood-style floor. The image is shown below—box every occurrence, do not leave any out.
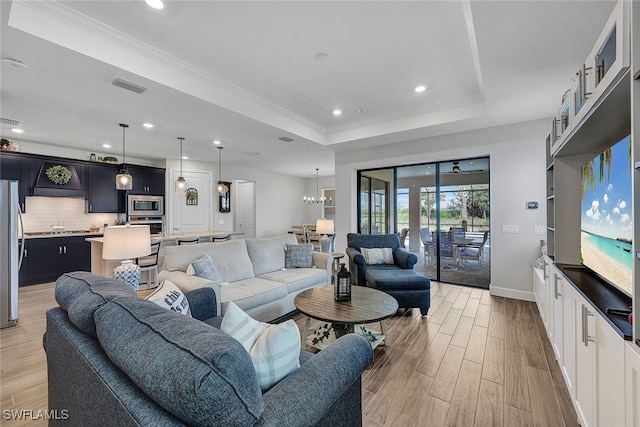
[1,281,577,427]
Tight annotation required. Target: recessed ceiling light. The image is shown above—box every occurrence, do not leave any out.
[102,144,112,149]
[315,52,330,62]
[212,140,221,145]
[332,109,342,116]
[145,0,164,10]
[414,85,427,93]
[11,128,23,134]
[356,108,367,114]
[143,123,154,128]
[182,156,188,160]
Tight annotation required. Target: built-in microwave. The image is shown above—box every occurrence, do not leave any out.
[127,195,164,216]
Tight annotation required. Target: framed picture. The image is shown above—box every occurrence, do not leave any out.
[218,181,231,212]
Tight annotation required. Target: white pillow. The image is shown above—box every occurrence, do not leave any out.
[145,279,192,317]
[221,301,300,391]
[221,301,267,353]
[250,320,301,391]
[361,247,394,265]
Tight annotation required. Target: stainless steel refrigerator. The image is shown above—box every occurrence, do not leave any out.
[1,180,24,328]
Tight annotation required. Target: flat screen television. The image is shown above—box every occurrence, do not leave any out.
[580,134,632,296]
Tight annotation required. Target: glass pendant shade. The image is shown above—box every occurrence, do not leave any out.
[216,181,229,194]
[116,170,133,190]
[175,137,186,192]
[175,176,186,192]
[116,123,132,190]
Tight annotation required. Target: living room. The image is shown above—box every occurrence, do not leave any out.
[1,1,639,426]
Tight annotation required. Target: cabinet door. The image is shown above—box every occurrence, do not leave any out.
[87,163,120,213]
[595,314,626,427]
[145,168,165,196]
[626,344,640,427]
[561,283,576,399]
[574,293,596,427]
[551,271,565,363]
[61,237,91,273]
[127,165,147,194]
[18,240,29,286]
[26,239,62,285]
[0,153,29,212]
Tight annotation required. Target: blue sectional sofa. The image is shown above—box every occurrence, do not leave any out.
[44,272,373,426]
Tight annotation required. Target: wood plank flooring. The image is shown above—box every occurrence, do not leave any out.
[0,281,577,427]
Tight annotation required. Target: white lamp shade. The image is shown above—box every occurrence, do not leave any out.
[316,219,334,235]
[102,225,151,260]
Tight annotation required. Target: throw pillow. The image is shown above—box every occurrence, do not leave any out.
[146,279,192,317]
[284,243,314,268]
[250,320,301,392]
[221,301,300,391]
[189,255,221,283]
[221,301,268,353]
[361,247,394,265]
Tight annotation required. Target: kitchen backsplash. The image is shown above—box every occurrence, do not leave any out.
[22,197,118,233]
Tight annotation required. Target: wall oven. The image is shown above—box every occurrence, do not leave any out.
[127,195,163,217]
[128,216,165,236]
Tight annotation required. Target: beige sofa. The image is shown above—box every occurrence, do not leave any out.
[158,234,333,322]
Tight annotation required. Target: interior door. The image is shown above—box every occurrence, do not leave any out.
[235,180,255,238]
[171,171,211,234]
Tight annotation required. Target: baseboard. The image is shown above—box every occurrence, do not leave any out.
[489,285,535,302]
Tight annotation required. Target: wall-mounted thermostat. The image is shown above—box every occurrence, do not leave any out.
[526,201,539,209]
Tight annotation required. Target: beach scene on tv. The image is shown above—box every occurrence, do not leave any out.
[581,135,632,296]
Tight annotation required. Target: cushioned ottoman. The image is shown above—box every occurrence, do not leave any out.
[364,269,431,316]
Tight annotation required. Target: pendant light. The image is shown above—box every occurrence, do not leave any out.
[303,168,325,204]
[216,146,229,194]
[115,123,133,190]
[175,137,186,192]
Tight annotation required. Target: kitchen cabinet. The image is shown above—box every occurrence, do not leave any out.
[573,289,626,427]
[21,236,91,286]
[127,165,165,196]
[86,163,120,213]
[626,343,640,426]
[0,152,33,212]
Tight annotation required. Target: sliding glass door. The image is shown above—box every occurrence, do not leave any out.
[358,158,490,288]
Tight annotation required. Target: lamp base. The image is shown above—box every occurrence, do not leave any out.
[112,260,141,291]
[320,234,331,253]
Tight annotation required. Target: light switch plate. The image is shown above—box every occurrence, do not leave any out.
[218,219,224,225]
[534,226,546,235]
[501,224,520,234]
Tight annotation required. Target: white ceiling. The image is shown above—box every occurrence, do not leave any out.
[0,1,615,177]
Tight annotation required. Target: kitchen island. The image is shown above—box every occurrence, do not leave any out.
[86,231,244,279]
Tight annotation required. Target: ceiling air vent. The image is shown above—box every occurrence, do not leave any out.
[111,78,148,94]
[0,117,21,127]
[278,136,294,142]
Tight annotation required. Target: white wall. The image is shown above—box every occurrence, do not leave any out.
[334,119,549,300]
[167,158,308,238]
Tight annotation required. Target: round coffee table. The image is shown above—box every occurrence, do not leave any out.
[294,285,398,350]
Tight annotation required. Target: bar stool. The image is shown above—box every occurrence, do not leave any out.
[137,241,161,289]
[211,234,230,243]
[176,237,200,245]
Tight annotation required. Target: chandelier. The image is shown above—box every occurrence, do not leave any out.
[303,168,326,205]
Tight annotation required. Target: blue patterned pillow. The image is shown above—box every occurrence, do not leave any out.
[285,244,314,268]
[190,255,221,283]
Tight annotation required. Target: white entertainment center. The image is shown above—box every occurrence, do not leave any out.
[535,1,640,426]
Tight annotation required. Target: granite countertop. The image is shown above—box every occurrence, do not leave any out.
[22,230,104,239]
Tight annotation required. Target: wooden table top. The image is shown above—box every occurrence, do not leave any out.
[295,285,398,324]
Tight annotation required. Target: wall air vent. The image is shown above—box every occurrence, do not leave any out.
[0,118,21,127]
[278,136,295,142]
[111,78,148,94]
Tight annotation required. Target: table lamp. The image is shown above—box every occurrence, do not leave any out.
[316,219,334,253]
[102,225,151,290]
